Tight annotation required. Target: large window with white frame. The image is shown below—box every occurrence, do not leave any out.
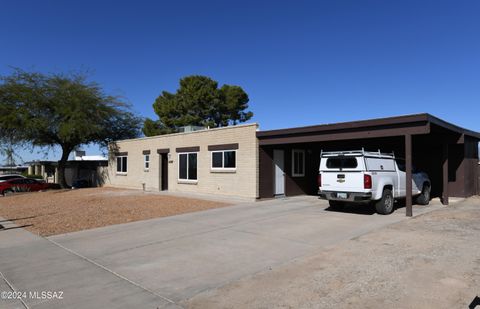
[116,156,128,174]
[292,149,305,177]
[178,152,198,181]
[211,150,236,170]
[144,154,150,171]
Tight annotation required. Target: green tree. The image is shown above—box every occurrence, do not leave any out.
[143,75,253,136]
[0,69,142,188]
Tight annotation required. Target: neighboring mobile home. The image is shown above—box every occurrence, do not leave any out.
[27,152,108,187]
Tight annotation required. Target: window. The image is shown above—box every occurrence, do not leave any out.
[144,154,150,171]
[178,153,197,181]
[116,156,128,174]
[292,149,305,177]
[211,150,236,170]
[326,157,358,169]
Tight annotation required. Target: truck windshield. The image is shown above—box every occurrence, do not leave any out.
[326,157,358,169]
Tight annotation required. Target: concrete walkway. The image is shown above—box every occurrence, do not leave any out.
[1,196,444,308]
[0,218,179,309]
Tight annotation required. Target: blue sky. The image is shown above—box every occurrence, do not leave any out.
[1,0,479,163]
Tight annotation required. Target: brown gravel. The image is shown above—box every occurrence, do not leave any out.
[186,197,480,309]
[0,187,230,236]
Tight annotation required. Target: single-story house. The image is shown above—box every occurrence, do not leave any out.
[106,123,259,198]
[105,113,479,215]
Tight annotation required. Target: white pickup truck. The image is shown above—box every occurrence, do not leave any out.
[318,150,431,214]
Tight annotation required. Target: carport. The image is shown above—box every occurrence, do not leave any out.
[257,114,480,216]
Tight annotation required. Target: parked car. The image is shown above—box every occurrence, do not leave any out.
[0,174,26,182]
[318,150,431,215]
[0,178,53,196]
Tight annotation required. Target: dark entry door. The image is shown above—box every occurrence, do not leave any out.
[161,154,168,191]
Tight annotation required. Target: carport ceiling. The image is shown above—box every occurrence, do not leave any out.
[256,113,480,145]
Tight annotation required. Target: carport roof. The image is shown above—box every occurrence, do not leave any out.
[256,113,480,145]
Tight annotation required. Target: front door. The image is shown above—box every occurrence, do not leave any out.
[160,154,168,191]
[273,149,285,195]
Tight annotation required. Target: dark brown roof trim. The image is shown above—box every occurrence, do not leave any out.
[115,152,128,156]
[176,146,200,153]
[142,150,151,155]
[208,143,239,151]
[259,123,429,146]
[257,114,430,137]
[157,148,170,154]
[426,114,480,139]
[257,113,480,140]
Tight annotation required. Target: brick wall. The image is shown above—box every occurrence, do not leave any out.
[105,124,259,199]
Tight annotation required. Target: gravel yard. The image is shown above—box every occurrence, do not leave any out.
[186,197,480,309]
[0,187,230,236]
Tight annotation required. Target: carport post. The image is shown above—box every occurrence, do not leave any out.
[442,144,449,205]
[405,134,413,217]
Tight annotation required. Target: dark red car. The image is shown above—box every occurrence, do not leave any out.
[0,178,52,196]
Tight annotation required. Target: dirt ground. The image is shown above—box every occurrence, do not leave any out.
[186,196,480,309]
[0,187,230,236]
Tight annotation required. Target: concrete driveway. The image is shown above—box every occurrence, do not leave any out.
[1,196,441,308]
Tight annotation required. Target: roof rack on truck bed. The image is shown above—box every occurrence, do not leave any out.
[320,149,395,159]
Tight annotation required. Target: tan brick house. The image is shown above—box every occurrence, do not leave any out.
[105,123,259,199]
[106,114,479,210]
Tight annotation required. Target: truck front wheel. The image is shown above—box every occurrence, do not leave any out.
[375,188,394,215]
[416,184,431,205]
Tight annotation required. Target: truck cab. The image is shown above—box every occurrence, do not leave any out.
[318,150,431,214]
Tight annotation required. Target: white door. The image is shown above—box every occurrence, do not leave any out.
[273,150,285,195]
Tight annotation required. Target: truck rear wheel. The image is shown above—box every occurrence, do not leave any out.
[416,183,430,205]
[375,188,394,215]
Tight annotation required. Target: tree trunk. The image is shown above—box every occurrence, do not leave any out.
[57,146,72,188]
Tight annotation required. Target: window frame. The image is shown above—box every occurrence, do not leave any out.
[291,149,305,177]
[210,150,237,171]
[144,154,150,171]
[116,156,128,174]
[178,152,198,182]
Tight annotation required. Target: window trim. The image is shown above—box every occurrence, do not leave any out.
[291,149,305,177]
[177,152,198,182]
[144,154,150,172]
[116,155,128,174]
[210,150,237,172]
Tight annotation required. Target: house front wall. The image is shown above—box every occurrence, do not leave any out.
[105,124,259,199]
